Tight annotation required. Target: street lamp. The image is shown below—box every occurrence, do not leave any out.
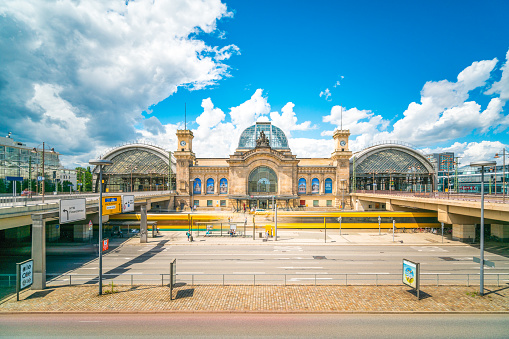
[130,166,138,192]
[89,159,113,296]
[470,160,496,296]
[32,142,55,204]
[340,179,347,210]
[494,150,508,202]
[190,179,195,212]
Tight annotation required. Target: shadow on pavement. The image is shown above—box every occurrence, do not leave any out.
[484,284,509,297]
[25,289,54,300]
[83,239,170,285]
[406,289,432,300]
[175,288,194,299]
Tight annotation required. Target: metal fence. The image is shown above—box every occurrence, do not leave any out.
[1,273,507,288]
[354,190,509,204]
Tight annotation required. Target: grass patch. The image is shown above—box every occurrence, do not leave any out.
[103,281,118,295]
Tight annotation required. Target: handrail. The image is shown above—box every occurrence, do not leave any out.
[2,272,506,288]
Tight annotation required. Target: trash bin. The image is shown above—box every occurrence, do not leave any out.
[259,232,263,238]
[190,235,193,242]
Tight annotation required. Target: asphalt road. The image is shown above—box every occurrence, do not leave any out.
[45,233,509,286]
[1,313,508,338]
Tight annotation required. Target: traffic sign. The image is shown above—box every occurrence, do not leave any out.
[122,195,134,212]
[6,176,23,181]
[37,176,45,181]
[473,257,495,268]
[59,198,86,224]
[102,238,109,251]
[88,220,93,230]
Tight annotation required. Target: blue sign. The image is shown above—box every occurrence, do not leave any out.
[298,178,306,194]
[104,197,118,202]
[311,178,319,194]
[219,178,228,194]
[193,178,201,194]
[206,178,214,194]
[37,176,45,181]
[6,176,23,181]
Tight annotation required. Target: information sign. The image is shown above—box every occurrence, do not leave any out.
[88,220,93,230]
[6,176,23,181]
[37,176,45,181]
[402,259,420,299]
[16,259,33,301]
[59,198,86,224]
[102,238,109,251]
[122,195,135,212]
[102,196,121,215]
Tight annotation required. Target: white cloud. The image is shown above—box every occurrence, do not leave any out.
[423,141,506,168]
[229,89,271,130]
[486,50,509,101]
[269,102,314,137]
[0,0,237,166]
[319,88,331,101]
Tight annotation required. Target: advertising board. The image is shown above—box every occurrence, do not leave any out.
[402,259,420,291]
[102,238,109,251]
[16,259,33,301]
[122,195,135,212]
[59,198,86,224]
[102,196,121,215]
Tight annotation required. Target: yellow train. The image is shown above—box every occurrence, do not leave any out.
[110,211,440,231]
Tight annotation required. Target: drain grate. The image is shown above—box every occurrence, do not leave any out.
[313,256,326,260]
[439,257,457,261]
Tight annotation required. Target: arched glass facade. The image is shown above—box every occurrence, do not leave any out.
[248,166,278,193]
[238,122,290,150]
[352,146,434,192]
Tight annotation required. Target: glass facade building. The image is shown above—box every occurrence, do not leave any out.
[237,122,290,150]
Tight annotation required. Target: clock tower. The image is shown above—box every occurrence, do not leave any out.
[174,129,195,207]
[331,129,352,208]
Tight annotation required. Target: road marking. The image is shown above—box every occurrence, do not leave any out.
[278,267,323,269]
[79,321,103,323]
[288,278,332,281]
[233,272,266,274]
[294,272,328,274]
[80,267,98,270]
[177,272,204,274]
[422,273,451,275]
[357,272,390,275]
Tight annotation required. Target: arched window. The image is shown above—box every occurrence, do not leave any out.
[311,178,319,194]
[219,178,228,194]
[298,178,306,194]
[206,178,214,194]
[193,178,201,194]
[325,178,333,194]
[248,166,277,194]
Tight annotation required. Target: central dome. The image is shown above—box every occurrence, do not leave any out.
[237,122,290,150]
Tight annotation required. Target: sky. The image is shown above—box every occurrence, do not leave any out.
[1,0,509,168]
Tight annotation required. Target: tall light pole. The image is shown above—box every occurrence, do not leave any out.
[190,179,194,212]
[470,160,496,296]
[340,179,346,210]
[32,142,55,204]
[130,166,138,192]
[494,149,508,202]
[89,159,113,296]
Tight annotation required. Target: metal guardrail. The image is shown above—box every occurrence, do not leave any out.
[2,273,507,288]
[0,191,175,212]
[354,190,509,204]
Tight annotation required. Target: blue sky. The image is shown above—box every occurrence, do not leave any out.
[1,0,508,167]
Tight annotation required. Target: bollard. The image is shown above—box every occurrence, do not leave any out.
[284,274,286,286]
[131,274,133,287]
[437,274,439,287]
[315,274,317,286]
[467,274,469,287]
[70,275,72,286]
[376,274,378,286]
[223,274,225,286]
[345,274,348,286]
[161,274,164,286]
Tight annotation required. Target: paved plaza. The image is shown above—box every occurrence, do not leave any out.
[1,284,508,313]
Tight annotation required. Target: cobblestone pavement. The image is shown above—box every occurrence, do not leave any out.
[1,285,508,313]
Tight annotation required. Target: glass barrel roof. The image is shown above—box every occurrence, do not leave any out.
[102,149,169,175]
[238,122,290,150]
[355,149,430,174]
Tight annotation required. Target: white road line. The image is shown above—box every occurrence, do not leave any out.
[177,272,204,274]
[80,267,98,270]
[357,273,390,275]
[278,267,323,269]
[288,278,332,281]
[79,321,103,323]
[422,273,451,275]
[233,272,266,274]
[294,272,328,275]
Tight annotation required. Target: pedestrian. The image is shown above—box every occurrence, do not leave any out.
[186,231,190,241]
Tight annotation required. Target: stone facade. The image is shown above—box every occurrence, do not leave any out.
[174,122,352,211]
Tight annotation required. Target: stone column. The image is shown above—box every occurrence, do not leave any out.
[31,214,46,290]
[140,204,148,243]
[452,224,476,242]
[491,224,509,242]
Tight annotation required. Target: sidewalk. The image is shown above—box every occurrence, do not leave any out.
[139,229,461,246]
[1,285,508,313]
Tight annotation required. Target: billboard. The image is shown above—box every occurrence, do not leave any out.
[59,198,86,224]
[102,196,121,215]
[122,195,135,212]
[206,178,214,194]
[193,178,201,194]
[298,178,306,194]
[311,178,319,194]
[402,259,420,290]
[219,178,228,194]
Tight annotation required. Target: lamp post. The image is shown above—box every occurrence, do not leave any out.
[340,179,346,210]
[130,166,138,192]
[494,149,508,202]
[89,159,113,296]
[190,179,194,212]
[32,142,55,204]
[470,160,496,296]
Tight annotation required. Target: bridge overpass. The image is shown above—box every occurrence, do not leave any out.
[350,191,509,242]
[0,191,175,290]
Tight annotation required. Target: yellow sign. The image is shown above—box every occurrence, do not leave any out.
[102,196,121,215]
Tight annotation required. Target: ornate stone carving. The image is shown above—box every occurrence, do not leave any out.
[256,131,270,148]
